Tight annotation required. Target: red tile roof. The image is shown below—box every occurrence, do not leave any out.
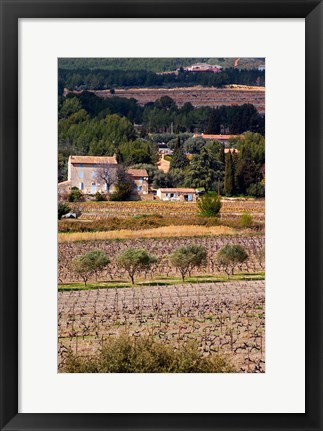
[159,188,196,193]
[193,134,243,140]
[69,155,117,164]
[127,169,148,177]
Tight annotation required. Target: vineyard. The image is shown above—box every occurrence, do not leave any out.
[70,199,265,221]
[58,235,265,284]
[68,86,265,113]
[58,280,265,372]
[59,198,265,373]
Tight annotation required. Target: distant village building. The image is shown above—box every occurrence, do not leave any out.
[157,142,173,155]
[224,148,240,154]
[193,133,243,146]
[58,155,149,195]
[258,64,265,72]
[183,63,222,73]
[157,188,196,202]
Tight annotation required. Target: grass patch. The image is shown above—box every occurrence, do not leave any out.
[58,225,239,242]
[58,272,265,291]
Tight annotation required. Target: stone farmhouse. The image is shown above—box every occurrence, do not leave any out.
[127,168,149,194]
[58,155,149,195]
[156,188,196,202]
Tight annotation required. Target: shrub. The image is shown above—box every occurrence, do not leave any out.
[240,211,253,228]
[216,244,248,277]
[170,244,207,281]
[95,191,106,202]
[63,333,235,373]
[197,192,222,217]
[246,182,265,197]
[117,248,157,285]
[58,202,71,220]
[68,187,84,202]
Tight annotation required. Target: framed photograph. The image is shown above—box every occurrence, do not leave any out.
[0,0,322,430]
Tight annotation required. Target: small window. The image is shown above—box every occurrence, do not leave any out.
[79,182,84,190]
[92,170,97,179]
[79,170,84,178]
[79,163,83,168]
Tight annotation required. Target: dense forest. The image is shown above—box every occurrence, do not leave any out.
[58,57,265,72]
[59,92,265,135]
[58,92,265,197]
[58,67,265,94]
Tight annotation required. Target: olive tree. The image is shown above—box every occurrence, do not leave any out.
[117,248,157,285]
[170,244,207,282]
[216,244,248,277]
[71,249,110,287]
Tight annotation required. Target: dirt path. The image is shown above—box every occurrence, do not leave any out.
[157,154,170,173]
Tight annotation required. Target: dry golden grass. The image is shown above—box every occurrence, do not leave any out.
[58,225,237,242]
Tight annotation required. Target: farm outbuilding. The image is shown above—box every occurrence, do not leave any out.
[156,188,196,202]
[127,168,149,194]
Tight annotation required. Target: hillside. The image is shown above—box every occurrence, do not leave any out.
[58,57,265,72]
[65,85,265,113]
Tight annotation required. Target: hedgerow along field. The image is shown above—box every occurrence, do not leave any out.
[58,280,265,373]
[68,199,265,220]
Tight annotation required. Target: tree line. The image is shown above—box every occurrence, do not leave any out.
[58,92,265,197]
[71,244,249,287]
[59,67,264,94]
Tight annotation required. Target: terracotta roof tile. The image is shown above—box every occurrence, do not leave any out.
[69,155,117,164]
[159,188,196,193]
[127,169,148,177]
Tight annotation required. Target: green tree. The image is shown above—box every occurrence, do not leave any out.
[119,140,159,166]
[182,136,206,154]
[219,143,225,164]
[68,187,84,202]
[58,97,83,119]
[206,107,221,134]
[170,245,207,282]
[185,147,223,192]
[71,250,110,287]
[197,192,222,217]
[224,152,235,196]
[235,146,260,195]
[216,244,248,277]
[117,248,158,285]
[58,202,71,220]
[110,166,134,201]
[170,136,189,170]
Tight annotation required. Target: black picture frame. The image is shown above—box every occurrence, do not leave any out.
[0,1,322,430]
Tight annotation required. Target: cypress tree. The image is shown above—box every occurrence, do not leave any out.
[224,151,235,196]
[219,143,225,164]
[206,108,221,134]
[170,136,189,170]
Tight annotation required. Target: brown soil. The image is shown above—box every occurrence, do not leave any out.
[66,85,265,113]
